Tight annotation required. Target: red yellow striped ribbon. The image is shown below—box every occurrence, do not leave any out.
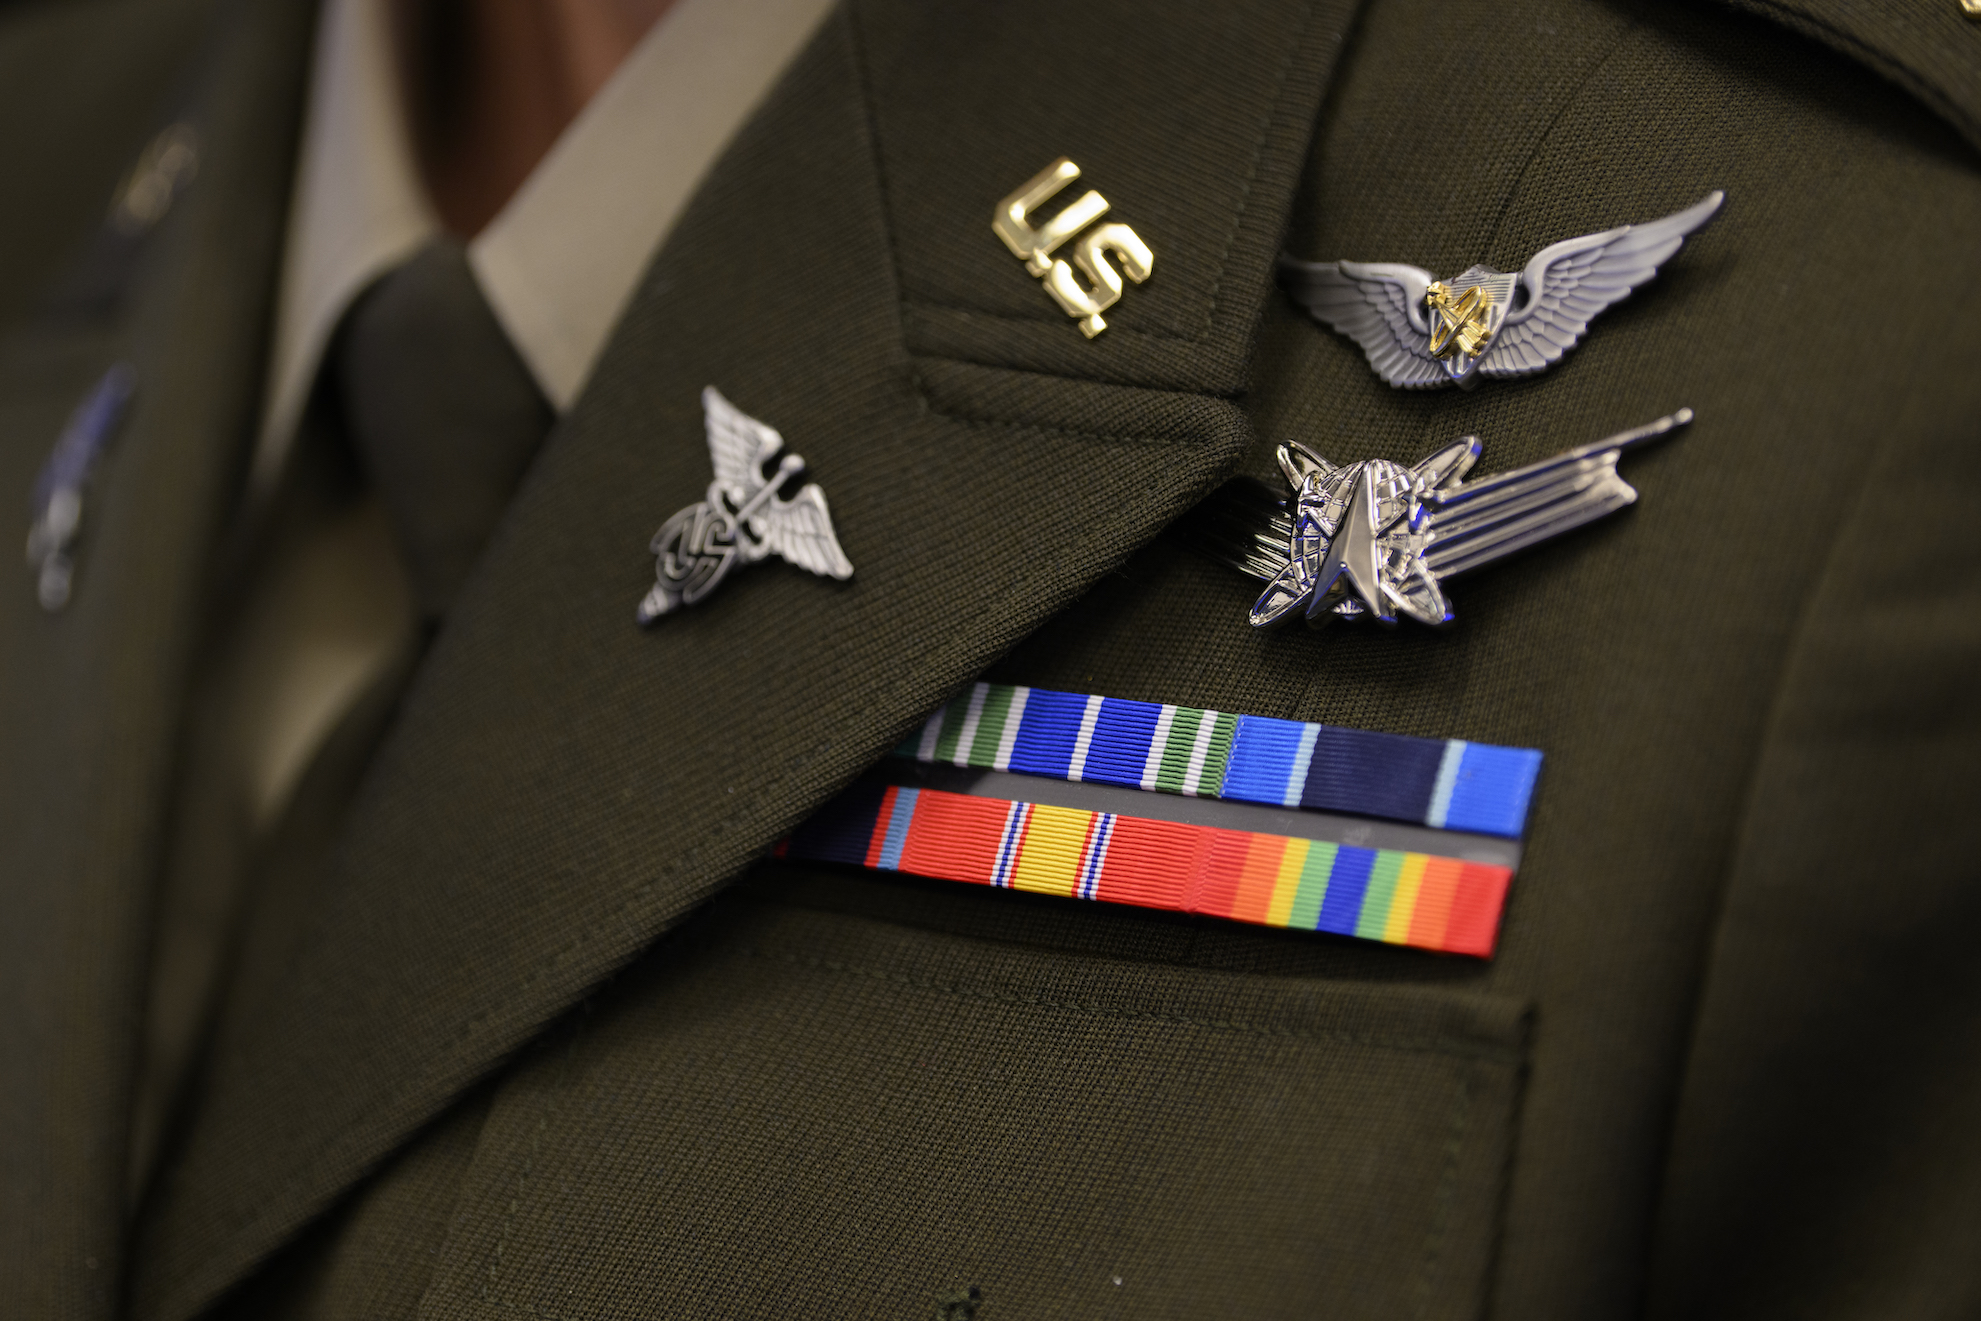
[779,781,1512,957]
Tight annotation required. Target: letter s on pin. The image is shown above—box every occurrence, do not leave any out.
[992,158,1154,338]
[1045,223,1155,338]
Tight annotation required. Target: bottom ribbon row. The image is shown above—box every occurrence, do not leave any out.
[781,777,1514,958]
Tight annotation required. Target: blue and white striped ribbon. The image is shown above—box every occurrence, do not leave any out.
[898,682,1542,838]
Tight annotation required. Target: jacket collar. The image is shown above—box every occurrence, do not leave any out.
[134,0,1366,1314]
[1715,0,1981,155]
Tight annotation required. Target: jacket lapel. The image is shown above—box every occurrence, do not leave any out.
[135,1,1366,1314]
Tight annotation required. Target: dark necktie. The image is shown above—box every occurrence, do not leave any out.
[132,241,556,1195]
[230,241,557,1031]
[332,237,555,617]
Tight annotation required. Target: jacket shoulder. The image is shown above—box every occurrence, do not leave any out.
[1722,0,1981,156]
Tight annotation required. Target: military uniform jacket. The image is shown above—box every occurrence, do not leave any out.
[4,0,1980,1317]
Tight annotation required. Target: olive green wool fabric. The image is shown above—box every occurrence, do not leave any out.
[0,0,1977,1318]
[0,1,314,1315]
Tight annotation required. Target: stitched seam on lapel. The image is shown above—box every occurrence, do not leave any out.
[836,2,917,363]
[907,367,1232,445]
[482,1025,589,1304]
[172,399,1252,1314]
[1193,0,1319,340]
[913,402,1202,442]
[1473,19,1643,276]
[904,293,1159,334]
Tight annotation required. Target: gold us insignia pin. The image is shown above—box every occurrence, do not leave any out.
[1282,191,1723,388]
[994,158,1154,338]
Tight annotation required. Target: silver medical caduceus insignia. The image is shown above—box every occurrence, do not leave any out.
[1178,410,1691,627]
[637,387,853,623]
[1281,192,1722,388]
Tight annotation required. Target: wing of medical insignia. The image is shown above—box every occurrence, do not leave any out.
[1278,259,1447,388]
[752,484,854,580]
[1480,191,1723,379]
[702,385,784,500]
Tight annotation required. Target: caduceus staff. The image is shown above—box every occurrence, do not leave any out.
[638,387,854,623]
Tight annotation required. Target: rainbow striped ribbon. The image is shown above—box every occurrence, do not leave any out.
[779,780,1513,957]
[897,682,1542,838]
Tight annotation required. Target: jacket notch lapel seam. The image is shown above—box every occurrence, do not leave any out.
[901,295,1210,347]
[1191,0,1325,341]
[907,362,1247,445]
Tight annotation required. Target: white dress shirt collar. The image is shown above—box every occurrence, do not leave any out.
[255,0,837,493]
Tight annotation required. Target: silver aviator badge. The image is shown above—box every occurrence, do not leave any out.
[1176,410,1691,627]
[1281,192,1722,388]
[637,387,853,623]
